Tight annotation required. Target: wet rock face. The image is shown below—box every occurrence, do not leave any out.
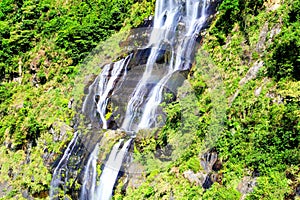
[50,130,104,200]
[202,174,215,189]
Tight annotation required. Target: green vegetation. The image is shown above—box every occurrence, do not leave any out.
[200,1,299,198]
[115,0,299,199]
[0,0,139,198]
[0,0,299,199]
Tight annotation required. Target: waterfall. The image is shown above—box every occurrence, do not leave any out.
[95,139,132,199]
[121,0,209,131]
[80,145,99,200]
[50,132,79,199]
[50,0,217,199]
[82,54,132,129]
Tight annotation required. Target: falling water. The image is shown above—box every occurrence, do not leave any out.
[95,139,132,199]
[92,0,210,198]
[50,132,79,199]
[80,145,99,200]
[82,55,132,129]
[51,0,217,199]
[122,0,209,132]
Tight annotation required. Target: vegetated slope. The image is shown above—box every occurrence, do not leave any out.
[0,0,155,198]
[0,0,298,199]
[202,0,299,198]
[115,0,299,199]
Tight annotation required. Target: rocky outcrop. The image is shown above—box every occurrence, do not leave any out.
[239,60,264,86]
[182,149,222,189]
[183,170,205,186]
[237,176,257,200]
[124,162,146,189]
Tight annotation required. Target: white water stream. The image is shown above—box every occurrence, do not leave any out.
[51,1,212,199]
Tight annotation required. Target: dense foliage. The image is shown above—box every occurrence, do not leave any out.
[0,0,135,80]
[115,0,300,199]
[0,0,138,198]
[0,0,299,199]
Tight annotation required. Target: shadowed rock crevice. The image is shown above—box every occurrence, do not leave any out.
[182,149,222,189]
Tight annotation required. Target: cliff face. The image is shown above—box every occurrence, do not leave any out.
[0,0,299,199]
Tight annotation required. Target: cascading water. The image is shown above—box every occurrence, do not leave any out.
[80,145,99,200]
[95,139,132,199]
[82,55,132,129]
[50,132,79,198]
[122,0,209,131]
[50,0,218,199]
